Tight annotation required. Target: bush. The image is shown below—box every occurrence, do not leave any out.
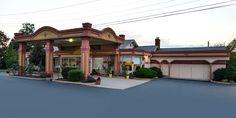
[5,69,10,74]
[91,69,99,75]
[213,68,226,81]
[133,68,158,78]
[61,67,76,79]
[150,67,163,78]
[224,68,236,82]
[68,69,83,82]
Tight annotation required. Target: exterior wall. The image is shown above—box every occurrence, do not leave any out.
[212,64,226,73]
[161,64,169,76]
[151,57,229,64]
[150,63,160,68]
[151,55,229,80]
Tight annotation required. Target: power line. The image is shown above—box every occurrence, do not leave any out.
[0,0,176,20]
[29,0,178,24]
[94,0,236,27]
[88,0,200,23]
[0,0,103,16]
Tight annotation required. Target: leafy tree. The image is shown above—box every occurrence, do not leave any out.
[8,39,19,50]
[226,52,236,71]
[29,43,45,66]
[227,38,236,51]
[0,31,10,69]
[18,23,35,51]
[4,43,18,68]
[0,31,8,47]
[19,23,35,35]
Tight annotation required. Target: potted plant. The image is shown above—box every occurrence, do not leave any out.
[125,71,129,79]
[96,77,101,85]
[108,72,112,78]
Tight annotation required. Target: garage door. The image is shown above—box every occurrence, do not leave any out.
[170,64,210,81]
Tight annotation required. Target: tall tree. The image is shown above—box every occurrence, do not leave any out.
[227,38,236,51]
[19,23,35,51]
[0,31,8,47]
[19,23,35,35]
[0,31,10,69]
[4,43,18,68]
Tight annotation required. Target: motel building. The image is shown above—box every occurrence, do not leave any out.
[14,22,230,81]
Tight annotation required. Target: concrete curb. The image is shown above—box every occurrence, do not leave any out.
[53,79,96,86]
[210,80,236,85]
[10,75,47,81]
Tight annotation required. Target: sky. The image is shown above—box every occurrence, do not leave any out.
[0,0,236,48]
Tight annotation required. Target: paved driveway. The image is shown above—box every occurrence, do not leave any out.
[0,73,236,118]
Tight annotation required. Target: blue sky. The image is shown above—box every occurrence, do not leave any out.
[0,0,236,47]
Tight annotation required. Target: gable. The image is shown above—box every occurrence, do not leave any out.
[101,32,117,42]
[34,31,59,40]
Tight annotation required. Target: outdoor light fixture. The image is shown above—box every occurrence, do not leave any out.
[68,38,74,42]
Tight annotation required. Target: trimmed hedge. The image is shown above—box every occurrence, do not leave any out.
[61,67,76,79]
[133,68,157,78]
[68,69,83,82]
[150,67,163,78]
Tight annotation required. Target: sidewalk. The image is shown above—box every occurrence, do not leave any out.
[54,76,151,90]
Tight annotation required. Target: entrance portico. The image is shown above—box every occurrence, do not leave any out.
[14,22,125,79]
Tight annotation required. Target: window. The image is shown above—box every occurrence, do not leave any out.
[61,56,80,68]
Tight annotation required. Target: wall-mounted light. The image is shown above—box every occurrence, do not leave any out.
[68,38,74,42]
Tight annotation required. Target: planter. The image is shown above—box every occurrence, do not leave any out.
[96,77,101,85]
[125,75,129,79]
[108,73,112,78]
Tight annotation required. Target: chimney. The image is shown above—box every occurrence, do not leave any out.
[82,22,92,28]
[207,41,210,47]
[119,34,125,41]
[155,37,160,49]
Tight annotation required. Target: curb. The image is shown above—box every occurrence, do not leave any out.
[210,80,236,85]
[10,75,47,81]
[52,80,96,86]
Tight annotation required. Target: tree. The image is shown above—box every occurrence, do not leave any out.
[18,23,35,51]
[29,43,45,66]
[0,31,10,69]
[19,23,35,35]
[4,43,18,68]
[227,38,236,51]
[0,31,8,47]
[226,52,236,71]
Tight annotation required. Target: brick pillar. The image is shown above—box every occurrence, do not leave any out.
[80,38,90,80]
[114,44,120,75]
[18,42,26,76]
[45,40,54,77]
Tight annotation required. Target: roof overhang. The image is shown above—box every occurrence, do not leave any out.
[14,23,125,44]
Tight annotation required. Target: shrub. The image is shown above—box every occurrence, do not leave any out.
[26,64,34,75]
[133,68,158,78]
[5,69,10,74]
[150,67,163,78]
[213,68,226,81]
[91,69,99,75]
[68,69,83,82]
[224,68,236,82]
[61,67,76,79]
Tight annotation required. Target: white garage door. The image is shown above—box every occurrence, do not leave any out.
[170,64,210,81]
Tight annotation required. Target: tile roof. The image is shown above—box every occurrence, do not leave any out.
[119,39,138,49]
[158,46,227,52]
[135,45,158,52]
